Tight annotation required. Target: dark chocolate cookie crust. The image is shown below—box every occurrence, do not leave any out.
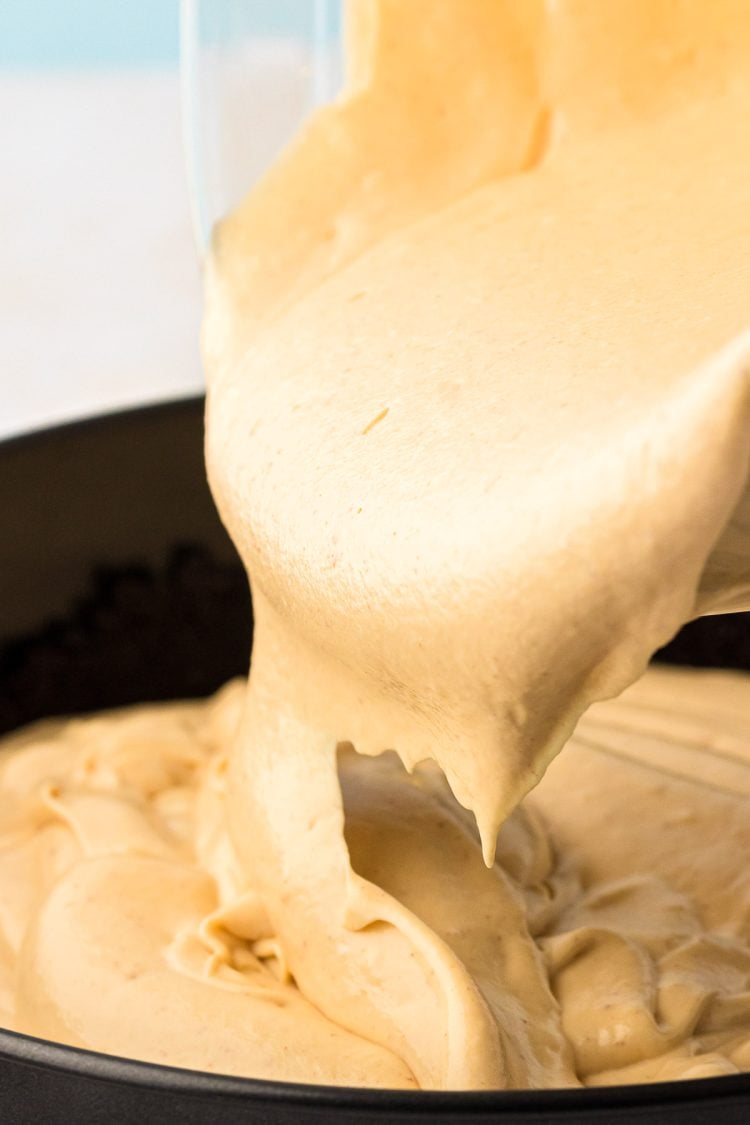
[0,540,747,736]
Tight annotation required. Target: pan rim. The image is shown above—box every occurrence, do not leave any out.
[2,1025,750,1112]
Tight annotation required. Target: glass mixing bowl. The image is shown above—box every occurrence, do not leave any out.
[181,0,342,253]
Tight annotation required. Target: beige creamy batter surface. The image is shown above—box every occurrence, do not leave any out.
[1,0,750,1091]
[0,668,749,1087]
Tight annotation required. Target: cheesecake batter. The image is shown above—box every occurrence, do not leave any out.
[1,0,750,1091]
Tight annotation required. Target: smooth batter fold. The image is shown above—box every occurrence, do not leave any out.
[0,0,749,1092]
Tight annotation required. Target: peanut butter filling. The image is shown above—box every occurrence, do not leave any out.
[1,0,749,1091]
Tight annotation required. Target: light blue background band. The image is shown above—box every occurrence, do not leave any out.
[0,1,340,68]
[0,1,180,68]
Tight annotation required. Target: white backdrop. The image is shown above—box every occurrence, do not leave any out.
[1,70,203,439]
